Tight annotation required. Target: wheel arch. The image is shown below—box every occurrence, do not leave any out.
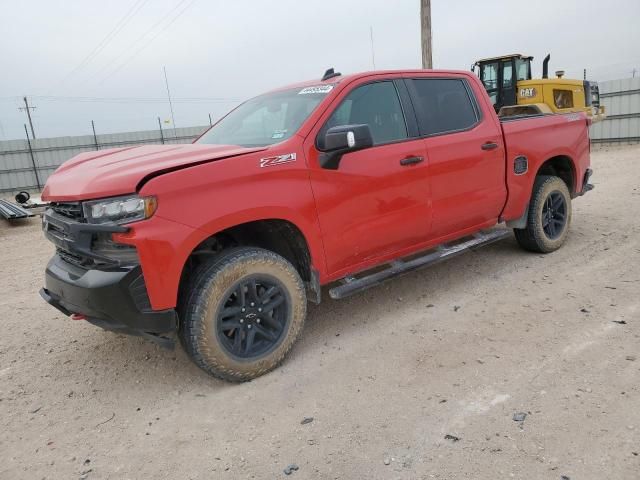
[504,153,577,227]
[178,216,322,308]
[535,154,577,195]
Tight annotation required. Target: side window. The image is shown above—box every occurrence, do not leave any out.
[515,58,529,81]
[409,79,479,136]
[502,61,513,88]
[319,81,408,147]
[480,62,498,91]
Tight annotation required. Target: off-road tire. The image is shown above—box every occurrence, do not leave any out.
[514,175,572,253]
[179,247,306,382]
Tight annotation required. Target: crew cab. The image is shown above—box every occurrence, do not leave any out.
[40,68,593,381]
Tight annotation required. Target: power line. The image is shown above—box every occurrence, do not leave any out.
[369,26,376,70]
[5,95,241,104]
[163,66,178,138]
[88,0,197,86]
[47,0,150,93]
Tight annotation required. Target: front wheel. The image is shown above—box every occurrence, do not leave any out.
[514,175,572,253]
[179,247,307,382]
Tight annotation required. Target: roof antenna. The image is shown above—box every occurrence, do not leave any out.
[322,68,341,81]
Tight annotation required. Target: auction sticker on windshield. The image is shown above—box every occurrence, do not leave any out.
[299,85,334,95]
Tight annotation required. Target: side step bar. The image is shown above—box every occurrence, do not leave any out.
[0,199,34,220]
[329,228,512,300]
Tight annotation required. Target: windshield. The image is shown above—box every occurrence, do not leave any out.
[196,86,333,147]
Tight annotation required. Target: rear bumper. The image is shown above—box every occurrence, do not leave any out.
[41,254,177,338]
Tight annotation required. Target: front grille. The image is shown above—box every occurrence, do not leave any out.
[50,202,84,222]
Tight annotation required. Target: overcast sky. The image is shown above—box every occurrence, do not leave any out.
[1,0,638,140]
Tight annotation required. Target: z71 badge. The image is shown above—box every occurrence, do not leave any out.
[519,87,537,98]
[260,153,296,168]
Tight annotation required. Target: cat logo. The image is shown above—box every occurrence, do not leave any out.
[519,87,537,98]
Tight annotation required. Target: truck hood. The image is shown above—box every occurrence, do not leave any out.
[42,144,266,201]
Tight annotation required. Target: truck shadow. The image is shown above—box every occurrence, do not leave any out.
[67,235,528,389]
[63,228,590,392]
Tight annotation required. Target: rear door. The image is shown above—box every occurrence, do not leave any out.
[305,77,432,276]
[406,75,506,238]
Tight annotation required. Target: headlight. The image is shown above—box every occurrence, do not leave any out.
[82,195,157,225]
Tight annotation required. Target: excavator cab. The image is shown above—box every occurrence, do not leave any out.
[473,54,533,112]
[473,53,605,121]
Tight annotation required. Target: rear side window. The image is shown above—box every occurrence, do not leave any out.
[318,81,408,147]
[409,79,479,136]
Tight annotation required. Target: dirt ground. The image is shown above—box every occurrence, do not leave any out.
[1,145,638,480]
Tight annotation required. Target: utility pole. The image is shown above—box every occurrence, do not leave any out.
[19,96,37,139]
[157,116,165,144]
[583,68,587,80]
[24,124,41,189]
[163,66,178,139]
[369,26,376,70]
[420,0,432,69]
[208,113,213,126]
[91,120,99,150]
[633,68,637,78]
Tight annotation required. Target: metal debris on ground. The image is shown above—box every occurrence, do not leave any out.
[300,417,314,425]
[513,412,527,422]
[0,199,34,220]
[283,464,299,475]
[444,434,461,442]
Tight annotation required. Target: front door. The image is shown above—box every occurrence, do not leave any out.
[305,78,432,276]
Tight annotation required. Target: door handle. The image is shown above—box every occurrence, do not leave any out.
[481,142,499,151]
[400,156,424,166]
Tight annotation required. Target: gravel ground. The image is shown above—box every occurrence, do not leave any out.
[1,145,639,480]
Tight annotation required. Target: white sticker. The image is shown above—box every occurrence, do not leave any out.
[271,129,287,139]
[298,85,334,95]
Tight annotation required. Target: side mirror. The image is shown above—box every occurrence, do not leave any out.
[319,124,373,169]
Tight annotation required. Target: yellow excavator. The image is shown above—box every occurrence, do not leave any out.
[472,53,605,122]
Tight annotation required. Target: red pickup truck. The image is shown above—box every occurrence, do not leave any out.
[40,68,593,381]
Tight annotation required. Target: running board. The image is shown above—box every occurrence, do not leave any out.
[329,228,512,300]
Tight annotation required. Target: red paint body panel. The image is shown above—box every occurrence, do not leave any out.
[42,144,265,201]
[500,113,591,221]
[42,70,591,311]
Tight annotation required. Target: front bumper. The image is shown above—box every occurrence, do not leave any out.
[41,254,177,341]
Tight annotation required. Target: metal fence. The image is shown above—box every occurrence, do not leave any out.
[1,77,638,194]
[590,77,640,144]
[0,125,208,194]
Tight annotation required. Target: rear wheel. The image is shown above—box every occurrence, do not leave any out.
[514,175,572,253]
[179,247,306,382]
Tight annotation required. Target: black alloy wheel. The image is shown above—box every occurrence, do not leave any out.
[216,276,289,359]
[542,191,567,240]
